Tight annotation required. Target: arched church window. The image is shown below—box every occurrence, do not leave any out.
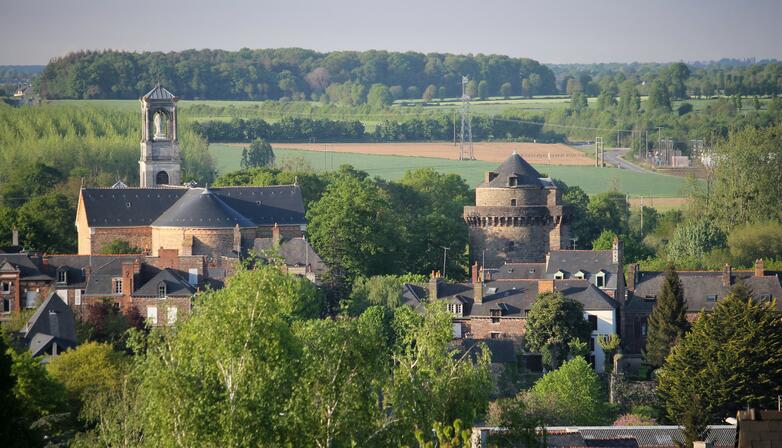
[156,171,170,185]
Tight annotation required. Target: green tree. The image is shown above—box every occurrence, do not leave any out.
[367,83,393,108]
[524,292,592,370]
[644,266,688,368]
[647,79,672,112]
[406,85,421,99]
[437,86,447,99]
[240,138,275,169]
[306,170,404,279]
[16,192,76,252]
[727,221,782,266]
[596,91,616,110]
[753,96,761,111]
[0,335,41,447]
[571,92,588,113]
[526,357,611,425]
[657,291,782,443]
[466,80,478,99]
[485,398,545,448]
[597,334,620,374]
[668,62,690,99]
[422,84,437,102]
[477,80,489,100]
[0,162,65,208]
[618,80,641,114]
[521,78,531,98]
[98,238,142,254]
[667,218,726,261]
[500,82,512,99]
[348,275,416,314]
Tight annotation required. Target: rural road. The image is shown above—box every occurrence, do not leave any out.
[603,148,657,174]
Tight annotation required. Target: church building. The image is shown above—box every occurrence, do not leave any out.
[75,86,309,260]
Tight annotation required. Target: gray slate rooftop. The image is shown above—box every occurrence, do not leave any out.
[23,293,77,357]
[481,152,544,188]
[142,85,177,101]
[152,188,256,228]
[546,250,621,290]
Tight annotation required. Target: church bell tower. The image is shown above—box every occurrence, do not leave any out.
[139,85,181,187]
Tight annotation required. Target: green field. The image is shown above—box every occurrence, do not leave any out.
[210,143,698,198]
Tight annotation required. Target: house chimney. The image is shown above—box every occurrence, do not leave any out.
[233,224,242,255]
[754,258,765,277]
[538,279,555,294]
[474,267,484,304]
[471,262,480,284]
[722,263,732,287]
[626,263,638,291]
[121,261,135,298]
[42,253,49,265]
[612,236,623,265]
[428,271,442,299]
[12,227,18,246]
[272,222,281,246]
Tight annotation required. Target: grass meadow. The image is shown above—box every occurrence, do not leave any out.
[210,143,698,198]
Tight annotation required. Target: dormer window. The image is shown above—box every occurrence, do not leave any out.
[595,271,606,288]
[574,270,586,280]
[509,177,517,187]
[112,278,123,294]
[158,282,167,299]
[510,199,517,206]
[56,268,68,284]
[554,270,565,280]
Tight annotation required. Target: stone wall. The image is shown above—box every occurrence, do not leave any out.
[460,316,526,347]
[468,225,553,266]
[475,186,547,207]
[88,227,152,255]
[132,296,190,326]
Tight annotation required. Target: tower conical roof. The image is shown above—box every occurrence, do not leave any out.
[483,152,543,187]
[152,188,255,228]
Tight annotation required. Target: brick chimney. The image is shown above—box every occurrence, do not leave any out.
[471,262,480,284]
[539,279,555,294]
[626,263,638,291]
[428,270,442,300]
[474,266,484,304]
[233,224,242,255]
[158,249,180,270]
[121,261,135,310]
[722,263,732,287]
[11,227,18,246]
[272,222,282,246]
[612,236,623,265]
[754,258,765,277]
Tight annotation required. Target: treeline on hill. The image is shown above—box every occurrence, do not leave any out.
[0,104,215,252]
[37,48,557,100]
[192,112,562,143]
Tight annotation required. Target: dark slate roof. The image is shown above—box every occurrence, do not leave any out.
[492,262,547,280]
[41,255,122,288]
[546,250,621,290]
[152,188,256,228]
[254,237,325,273]
[23,293,77,357]
[84,256,139,296]
[458,338,517,364]
[81,188,186,227]
[142,85,176,101]
[482,152,544,188]
[0,254,51,281]
[401,284,426,312]
[629,271,782,313]
[410,278,617,318]
[81,185,306,228]
[133,268,195,297]
[574,425,736,448]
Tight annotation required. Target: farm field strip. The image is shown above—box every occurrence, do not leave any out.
[210,144,698,199]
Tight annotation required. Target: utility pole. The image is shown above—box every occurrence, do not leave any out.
[441,246,450,279]
[459,76,474,160]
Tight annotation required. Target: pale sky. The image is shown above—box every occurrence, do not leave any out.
[1,0,780,65]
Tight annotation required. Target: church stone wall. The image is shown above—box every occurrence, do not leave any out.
[152,227,256,258]
[89,227,152,255]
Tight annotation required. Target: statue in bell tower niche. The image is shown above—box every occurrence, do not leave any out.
[153,111,167,140]
[139,86,181,187]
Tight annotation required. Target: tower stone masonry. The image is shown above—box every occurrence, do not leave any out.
[463,152,572,267]
[139,85,181,187]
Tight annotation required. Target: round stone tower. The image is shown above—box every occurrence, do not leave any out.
[463,152,571,267]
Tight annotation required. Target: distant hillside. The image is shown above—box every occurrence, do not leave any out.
[37,49,557,101]
[0,65,44,83]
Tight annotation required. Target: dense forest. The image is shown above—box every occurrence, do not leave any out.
[36,49,557,100]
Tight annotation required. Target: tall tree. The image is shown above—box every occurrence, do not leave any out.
[646,79,672,113]
[657,289,782,445]
[500,82,512,99]
[524,292,592,370]
[240,138,275,169]
[477,80,489,100]
[644,266,688,368]
[367,83,393,108]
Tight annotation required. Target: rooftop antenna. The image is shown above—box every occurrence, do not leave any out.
[459,76,474,161]
[441,246,450,279]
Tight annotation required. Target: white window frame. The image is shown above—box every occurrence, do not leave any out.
[2,297,10,314]
[554,270,565,280]
[75,289,82,306]
[167,306,178,325]
[56,269,67,284]
[112,278,123,294]
[1,281,10,294]
[595,272,606,288]
[56,289,68,304]
[188,268,198,285]
[147,306,158,325]
[158,282,167,299]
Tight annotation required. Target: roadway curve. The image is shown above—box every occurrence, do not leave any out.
[602,148,657,174]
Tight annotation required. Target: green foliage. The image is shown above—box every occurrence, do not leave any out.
[10,349,68,418]
[597,334,621,374]
[526,357,612,425]
[0,335,42,447]
[240,138,275,169]
[700,122,782,228]
[667,218,726,261]
[485,398,545,448]
[348,275,411,314]
[644,266,688,368]
[657,293,782,432]
[411,419,472,448]
[524,292,592,370]
[646,79,672,112]
[727,221,782,266]
[16,192,76,253]
[98,238,142,254]
[500,82,512,99]
[367,83,393,108]
[478,80,489,100]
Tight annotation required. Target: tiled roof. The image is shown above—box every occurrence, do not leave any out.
[492,262,547,280]
[575,425,736,448]
[133,268,195,297]
[254,237,325,274]
[81,185,306,228]
[0,254,51,281]
[481,152,544,187]
[457,338,517,364]
[23,293,77,357]
[629,271,782,313]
